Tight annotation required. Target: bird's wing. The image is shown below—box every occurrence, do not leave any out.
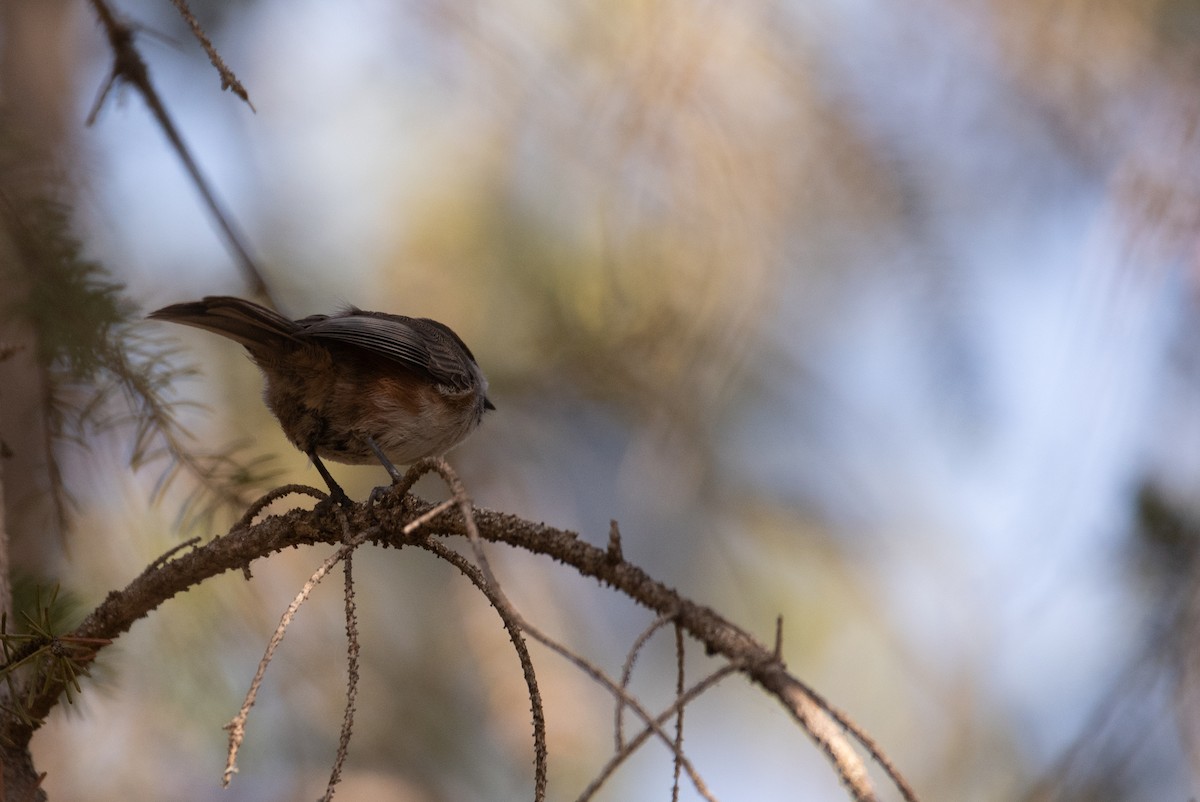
[301,313,476,391]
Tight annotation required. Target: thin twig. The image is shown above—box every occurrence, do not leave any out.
[167,0,255,109]
[616,612,677,750]
[671,620,685,802]
[505,611,719,797]
[765,618,912,800]
[223,510,362,787]
[400,498,456,533]
[396,460,548,798]
[420,539,548,802]
[86,0,274,306]
[781,675,920,802]
[322,548,361,801]
[236,484,327,529]
[144,536,201,573]
[577,662,742,802]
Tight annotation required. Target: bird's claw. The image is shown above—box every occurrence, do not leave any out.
[321,486,354,509]
[367,483,400,510]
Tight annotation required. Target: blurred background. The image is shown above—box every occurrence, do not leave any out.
[4,0,1200,799]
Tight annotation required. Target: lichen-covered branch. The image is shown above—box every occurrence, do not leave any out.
[0,480,916,802]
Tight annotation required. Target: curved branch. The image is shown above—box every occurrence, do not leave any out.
[0,487,917,802]
[420,538,548,802]
[391,498,913,802]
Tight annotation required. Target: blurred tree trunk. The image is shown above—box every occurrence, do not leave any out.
[0,1,83,798]
[0,0,79,585]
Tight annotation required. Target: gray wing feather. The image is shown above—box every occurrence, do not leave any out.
[300,314,474,389]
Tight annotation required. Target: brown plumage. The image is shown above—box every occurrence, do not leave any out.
[149,296,494,504]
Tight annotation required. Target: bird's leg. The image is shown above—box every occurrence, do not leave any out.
[365,435,404,482]
[365,435,407,507]
[309,451,352,507]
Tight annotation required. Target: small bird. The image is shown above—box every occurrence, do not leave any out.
[149,296,494,505]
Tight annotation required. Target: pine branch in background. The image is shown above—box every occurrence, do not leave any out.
[1,192,125,535]
[92,326,283,530]
[0,194,278,533]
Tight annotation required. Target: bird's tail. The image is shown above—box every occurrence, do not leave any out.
[148,296,300,351]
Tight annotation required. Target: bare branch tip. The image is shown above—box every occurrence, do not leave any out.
[225,81,257,112]
[323,554,362,800]
[607,520,624,563]
[237,483,326,528]
[145,536,201,574]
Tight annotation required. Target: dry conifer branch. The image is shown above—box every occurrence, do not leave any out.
[420,502,902,802]
[398,460,713,800]
[390,468,892,801]
[0,476,919,802]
